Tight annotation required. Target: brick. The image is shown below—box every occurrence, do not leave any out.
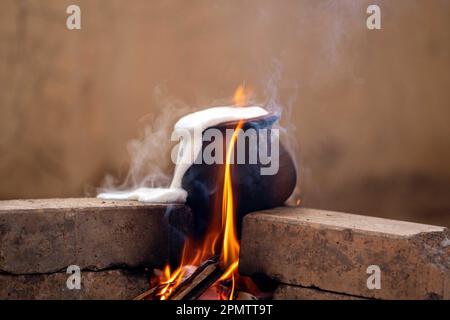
[273,284,364,300]
[239,207,450,299]
[0,198,191,274]
[0,269,149,300]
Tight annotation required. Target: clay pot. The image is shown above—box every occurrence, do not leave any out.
[181,113,297,239]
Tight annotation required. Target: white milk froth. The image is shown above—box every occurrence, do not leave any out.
[97,106,268,203]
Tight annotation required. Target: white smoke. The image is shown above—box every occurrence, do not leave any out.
[97,86,192,193]
[96,68,302,203]
[262,61,302,205]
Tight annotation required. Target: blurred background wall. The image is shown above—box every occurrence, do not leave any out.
[1,0,449,226]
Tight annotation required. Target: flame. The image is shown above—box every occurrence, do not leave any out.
[220,120,243,265]
[154,120,245,300]
[153,84,260,299]
[217,120,244,299]
[233,84,252,106]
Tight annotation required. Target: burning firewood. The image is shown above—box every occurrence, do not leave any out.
[169,256,224,300]
[133,256,226,300]
[133,286,160,300]
[130,89,289,301]
[236,291,258,300]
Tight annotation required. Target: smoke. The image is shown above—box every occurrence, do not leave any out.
[262,60,302,205]
[258,1,370,205]
[97,85,192,193]
[313,0,368,83]
[97,64,302,203]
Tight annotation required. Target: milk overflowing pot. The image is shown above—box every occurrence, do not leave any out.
[97,106,269,203]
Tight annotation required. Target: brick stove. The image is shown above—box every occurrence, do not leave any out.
[0,198,448,299]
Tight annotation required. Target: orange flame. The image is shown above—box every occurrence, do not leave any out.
[218,120,244,299]
[221,120,242,265]
[233,84,252,106]
[155,120,245,300]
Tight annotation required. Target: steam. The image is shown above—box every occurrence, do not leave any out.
[97,86,191,193]
[97,68,301,204]
[262,61,302,205]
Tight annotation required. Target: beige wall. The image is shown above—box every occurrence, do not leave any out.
[1,0,449,225]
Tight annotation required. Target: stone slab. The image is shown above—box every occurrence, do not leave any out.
[0,198,191,274]
[239,207,450,299]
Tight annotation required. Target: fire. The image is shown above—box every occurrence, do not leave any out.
[218,120,244,299]
[233,84,252,106]
[221,120,242,265]
[152,85,261,300]
[154,120,246,300]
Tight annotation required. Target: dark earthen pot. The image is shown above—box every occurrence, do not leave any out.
[181,114,296,239]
